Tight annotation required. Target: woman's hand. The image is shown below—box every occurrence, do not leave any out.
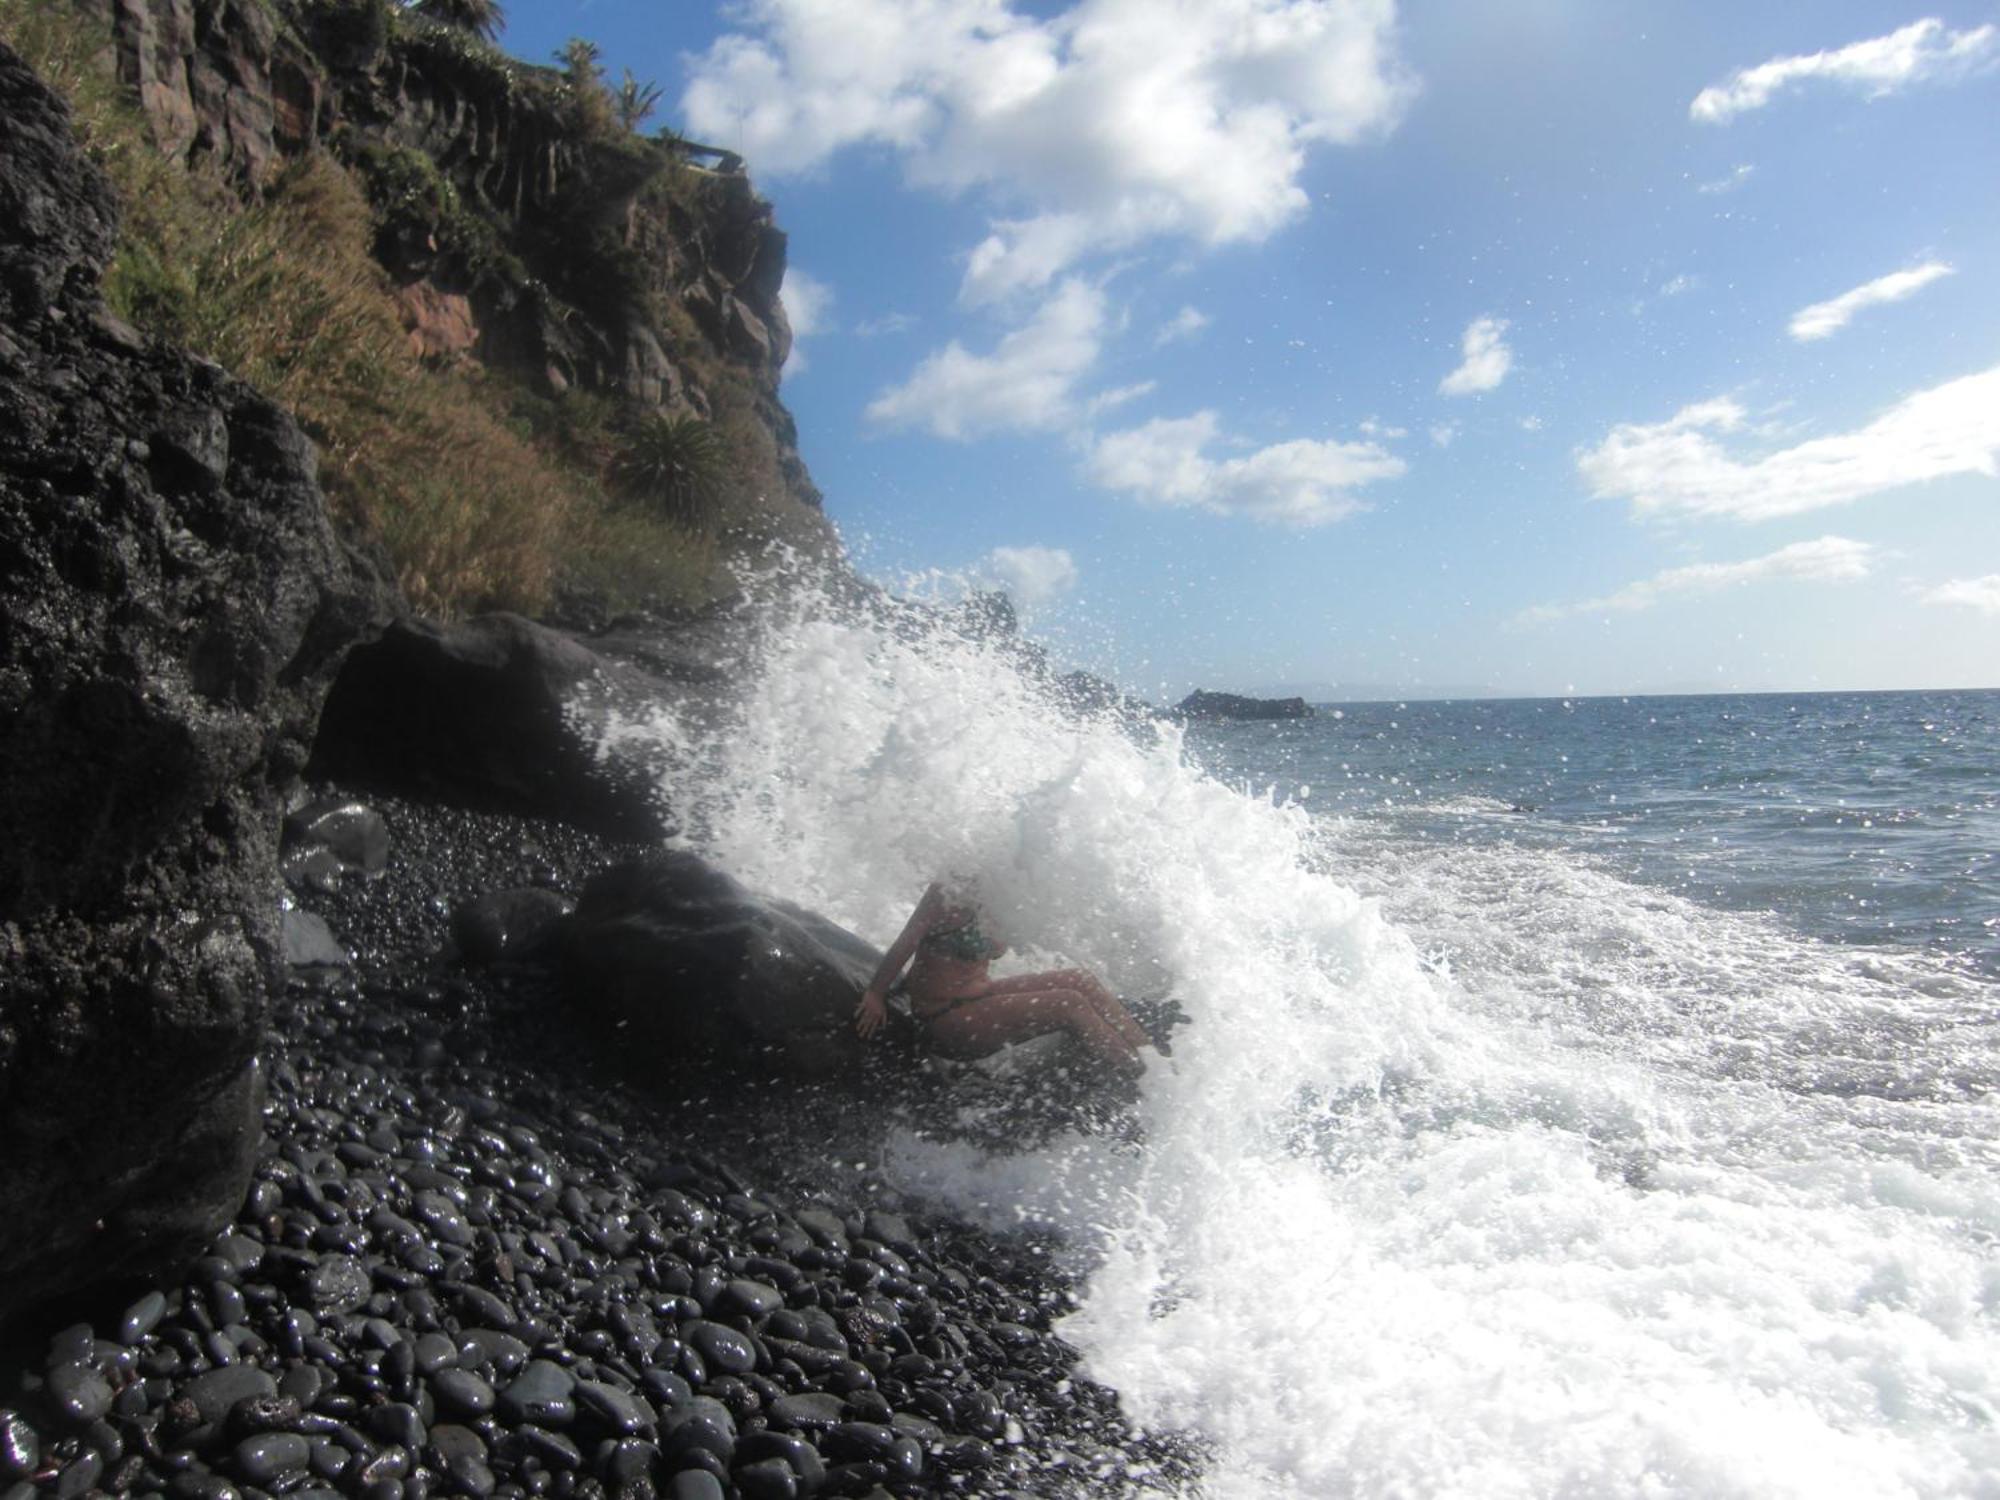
[855,988,888,1039]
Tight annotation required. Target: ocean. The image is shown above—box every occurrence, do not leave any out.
[621,583,2000,1498]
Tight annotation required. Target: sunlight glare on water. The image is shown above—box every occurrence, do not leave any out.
[602,578,2000,1498]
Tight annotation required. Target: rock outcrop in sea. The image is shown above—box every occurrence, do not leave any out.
[1173,689,1313,722]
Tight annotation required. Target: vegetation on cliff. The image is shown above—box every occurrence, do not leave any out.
[0,0,829,618]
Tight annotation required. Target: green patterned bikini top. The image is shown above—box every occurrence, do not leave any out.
[922,909,1001,962]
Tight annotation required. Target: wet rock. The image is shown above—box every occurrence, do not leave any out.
[44,1362,112,1426]
[303,1255,370,1315]
[733,1457,797,1500]
[431,1369,495,1417]
[717,1279,783,1319]
[283,798,390,875]
[308,615,673,839]
[683,1321,755,1376]
[660,1398,734,1466]
[564,853,888,1076]
[573,1381,652,1438]
[119,1290,169,1345]
[497,1360,576,1427]
[0,1411,39,1477]
[183,1367,278,1426]
[281,845,347,894]
[665,1471,725,1500]
[452,887,573,966]
[282,909,350,968]
[0,41,383,1334]
[735,1429,826,1489]
[766,1393,843,1433]
[231,1432,309,1485]
[52,1450,102,1500]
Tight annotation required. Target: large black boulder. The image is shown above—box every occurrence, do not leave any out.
[309,614,678,839]
[0,44,383,1331]
[564,854,884,1077]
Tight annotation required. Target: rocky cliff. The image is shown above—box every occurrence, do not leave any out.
[66,0,833,610]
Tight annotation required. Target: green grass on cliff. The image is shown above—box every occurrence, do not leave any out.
[0,0,721,619]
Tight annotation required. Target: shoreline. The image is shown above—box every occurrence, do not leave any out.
[0,789,1202,1499]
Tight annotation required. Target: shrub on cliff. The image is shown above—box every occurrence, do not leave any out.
[408,0,503,42]
[0,0,736,618]
[615,412,728,528]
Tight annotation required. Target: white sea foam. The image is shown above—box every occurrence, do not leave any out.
[611,578,2000,1498]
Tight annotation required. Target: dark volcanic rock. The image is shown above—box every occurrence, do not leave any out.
[308,614,676,839]
[451,886,573,967]
[0,792,1205,1499]
[564,852,887,1075]
[0,43,383,1332]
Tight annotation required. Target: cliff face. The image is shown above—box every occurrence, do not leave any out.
[76,0,829,564]
[0,35,384,1327]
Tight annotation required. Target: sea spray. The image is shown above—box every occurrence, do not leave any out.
[605,575,2000,1497]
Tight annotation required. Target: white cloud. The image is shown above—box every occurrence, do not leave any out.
[1920,574,2000,615]
[981,544,1080,607]
[779,268,832,372]
[1659,273,1697,297]
[1787,261,1954,341]
[1083,380,1156,419]
[1087,411,1404,526]
[865,279,1104,438]
[1439,316,1512,397]
[1696,163,1755,194]
[1691,19,1997,123]
[1519,415,1544,433]
[1155,305,1211,347]
[683,0,1414,301]
[1520,537,1875,623]
[855,311,917,337]
[1429,422,1458,448]
[1577,364,2000,522]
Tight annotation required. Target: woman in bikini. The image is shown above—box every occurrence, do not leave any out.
[852,880,1152,1074]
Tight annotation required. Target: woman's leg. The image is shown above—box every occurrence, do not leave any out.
[980,969,1151,1052]
[926,987,1142,1073]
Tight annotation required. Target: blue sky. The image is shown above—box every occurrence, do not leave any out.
[504,2,2000,699]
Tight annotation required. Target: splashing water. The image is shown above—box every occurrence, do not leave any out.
[604,577,2000,1499]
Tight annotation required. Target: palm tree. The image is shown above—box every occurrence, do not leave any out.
[615,70,663,133]
[557,37,602,91]
[408,0,504,43]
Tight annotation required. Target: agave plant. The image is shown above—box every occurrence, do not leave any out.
[408,0,504,43]
[614,413,728,526]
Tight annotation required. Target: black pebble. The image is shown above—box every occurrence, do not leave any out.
[119,1291,168,1345]
[0,1412,39,1478]
[497,1362,575,1427]
[665,1471,724,1500]
[44,1363,112,1427]
[52,1451,103,1500]
[231,1433,310,1486]
[732,1457,797,1500]
[431,1368,495,1417]
[303,1256,371,1316]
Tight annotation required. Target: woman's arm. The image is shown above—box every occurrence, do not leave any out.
[855,883,942,1038]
